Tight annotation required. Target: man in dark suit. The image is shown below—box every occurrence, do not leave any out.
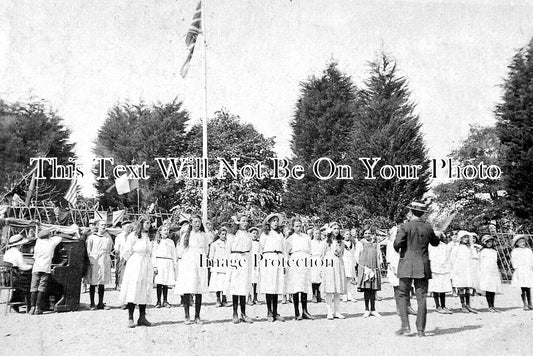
[393,202,440,337]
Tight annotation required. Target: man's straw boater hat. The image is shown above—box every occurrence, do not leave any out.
[406,201,428,213]
[178,213,191,226]
[511,234,529,247]
[8,234,29,247]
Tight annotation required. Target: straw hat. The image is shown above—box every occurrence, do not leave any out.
[178,213,191,226]
[457,230,471,240]
[8,234,29,247]
[511,234,529,247]
[263,213,283,226]
[406,201,428,213]
[481,235,494,245]
[248,226,260,234]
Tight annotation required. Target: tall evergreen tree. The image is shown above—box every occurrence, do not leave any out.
[495,38,533,220]
[0,100,76,204]
[284,62,358,222]
[93,100,189,210]
[348,53,430,222]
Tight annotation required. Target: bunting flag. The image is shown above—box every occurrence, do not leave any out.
[93,210,125,227]
[64,179,78,206]
[115,174,139,195]
[180,1,202,78]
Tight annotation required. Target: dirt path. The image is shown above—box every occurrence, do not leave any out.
[1,283,532,356]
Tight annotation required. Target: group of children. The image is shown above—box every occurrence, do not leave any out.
[3,213,532,328]
[423,230,533,313]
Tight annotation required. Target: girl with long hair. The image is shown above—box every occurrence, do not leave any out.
[259,213,286,322]
[224,214,254,323]
[119,215,155,328]
[174,215,209,324]
[285,217,314,320]
[322,222,347,319]
[152,224,177,308]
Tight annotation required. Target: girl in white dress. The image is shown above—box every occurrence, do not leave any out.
[342,229,357,302]
[478,235,502,312]
[119,216,154,328]
[286,218,313,320]
[322,222,347,320]
[174,215,209,324]
[259,213,285,322]
[248,226,261,305]
[429,232,453,314]
[310,227,326,303]
[224,215,254,323]
[450,231,479,313]
[153,224,177,308]
[511,235,533,310]
[209,227,228,307]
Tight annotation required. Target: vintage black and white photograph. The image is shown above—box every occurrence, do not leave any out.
[1,0,533,355]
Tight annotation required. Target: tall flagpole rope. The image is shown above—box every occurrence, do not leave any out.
[202,0,208,223]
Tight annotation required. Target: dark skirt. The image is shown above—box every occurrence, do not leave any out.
[356,265,381,291]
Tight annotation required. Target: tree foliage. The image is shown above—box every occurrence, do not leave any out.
[0,100,76,203]
[182,109,283,225]
[495,38,533,220]
[347,53,430,222]
[283,62,358,221]
[93,100,189,211]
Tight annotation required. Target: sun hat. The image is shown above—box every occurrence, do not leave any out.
[511,234,529,247]
[263,213,283,226]
[481,235,494,245]
[8,234,29,247]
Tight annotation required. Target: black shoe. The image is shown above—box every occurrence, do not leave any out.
[395,327,411,336]
[137,316,152,327]
[417,331,425,337]
[302,311,314,320]
[155,302,162,308]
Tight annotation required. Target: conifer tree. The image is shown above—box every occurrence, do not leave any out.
[283,62,358,222]
[495,38,533,219]
[348,53,430,222]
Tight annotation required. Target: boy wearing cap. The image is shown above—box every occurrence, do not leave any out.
[29,228,62,315]
[3,234,32,312]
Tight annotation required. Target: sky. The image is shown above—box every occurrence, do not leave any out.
[1,0,533,197]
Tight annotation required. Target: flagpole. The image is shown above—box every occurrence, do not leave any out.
[201,0,208,223]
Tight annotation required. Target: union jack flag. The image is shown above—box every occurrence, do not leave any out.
[180,1,202,78]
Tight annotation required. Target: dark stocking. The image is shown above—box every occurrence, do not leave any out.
[272,294,279,316]
[293,293,300,317]
[465,291,471,306]
[438,293,446,308]
[139,304,146,317]
[433,294,440,308]
[266,294,273,316]
[162,286,168,302]
[98,284,105,305]
[232,295,239,316]
[364,290,370,310]
[127,303,135,320]
[194,294,202,319]
[370,290,376,311]
[89,285,96,306]
[183,294,190,319]
[239,296,246,315]
[156,284,162,304]
[301,293,308,312]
